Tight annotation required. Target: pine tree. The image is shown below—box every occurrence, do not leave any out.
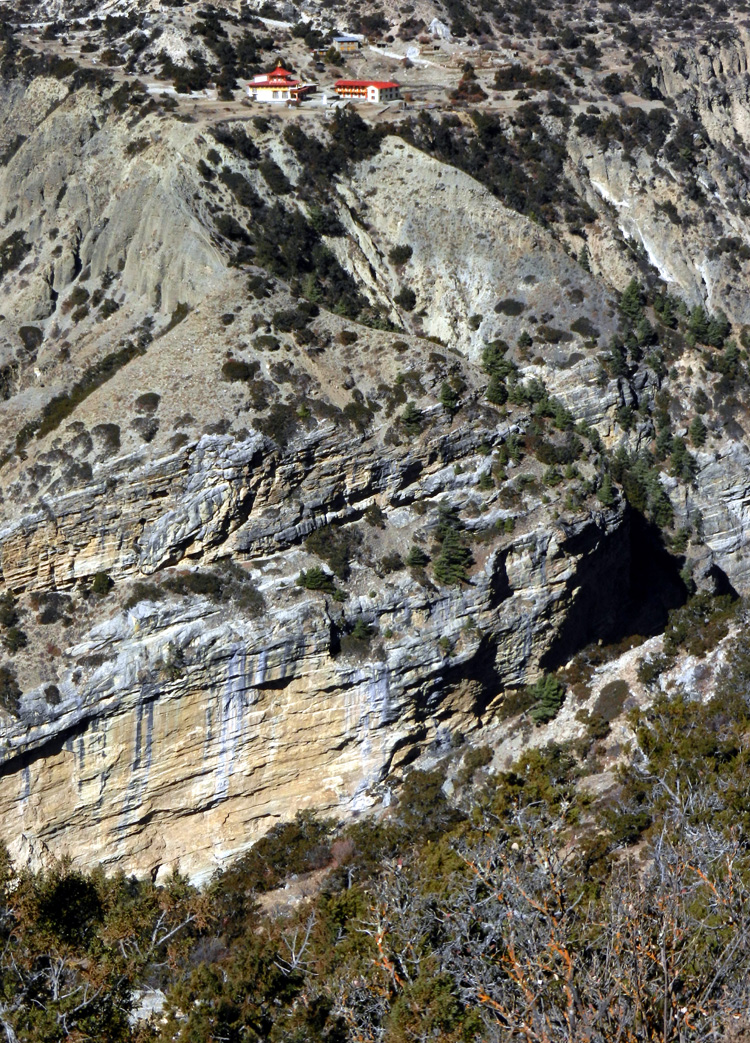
[350,618,372,641]
[400,401,422,435]
[653,291,676,328]
[670,437,696,482]
[636,315,656,346]
[619,278,644,322]
[689,414,707,448]
[688,305,709,342]
[706,310,730,348]
[655,425,673,461]
[405,545,429,567]
[605,338,628,377]
[440,381,459,414]
[433,527,473,585]
[486,373,508,405]
[597,473,614,507]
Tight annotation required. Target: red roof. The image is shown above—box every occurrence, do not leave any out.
[252,65,300,86]
[335,80,400,89]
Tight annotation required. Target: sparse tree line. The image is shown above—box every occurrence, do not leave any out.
[1,623,750,1041]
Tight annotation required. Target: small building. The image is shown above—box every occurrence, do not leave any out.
[247,65,316,103]
[333,35,361,53]
[334,79,401,103]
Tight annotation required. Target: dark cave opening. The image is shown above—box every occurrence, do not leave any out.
[540,506,690,672]
[621,509,690,636]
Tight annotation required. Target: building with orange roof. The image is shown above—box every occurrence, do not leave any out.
[334,80,401,103]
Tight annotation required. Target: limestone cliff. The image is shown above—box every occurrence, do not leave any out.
[1,0,750,883]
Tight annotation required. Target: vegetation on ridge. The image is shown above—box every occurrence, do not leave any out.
[3,619,750,1041]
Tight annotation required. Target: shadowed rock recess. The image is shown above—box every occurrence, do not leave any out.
[2,0,750,885]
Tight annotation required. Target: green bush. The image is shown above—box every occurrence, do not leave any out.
[259,158,292,194]
[381,552,404,573]
[98,298,120,322]
[439,382,459,414]
[528,674,566,725]
[165,566,265,615]
[125,136,149,156]
[0,230,30,281]
[577,709,611,744]
[272,306,317,332]
[395,287,417,311]
[3,627,26,653]
[221,359,260,382]
[256,404,300,448]
[570,316,599,339]
[218,811,334,893]
[91,572,113,597]
[602,71,626,94]
[364,503,386,528]
[340,618,375,658]
[31,591,72,626]
[68,286,90,308]
[537,324,572,344]
[389,244,413,265]
[124,582,165,610]
[18,326,42,352]
[134,392,160,413]
[167,571,217,600]
[459,744,493,781]
[44,684,61,705]
[0,593,18,629]
[594,679,630,721]
[297,567,336,594]
[494,298,525,316]
[253,334,280,351]
[637,655,668,685]
[92,423,120,455]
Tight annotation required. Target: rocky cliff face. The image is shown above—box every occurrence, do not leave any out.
[0,470,625,881]
[1,0,750,882]
[0,275,628,879]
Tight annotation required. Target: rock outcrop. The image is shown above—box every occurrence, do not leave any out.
[0,488,626,881]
